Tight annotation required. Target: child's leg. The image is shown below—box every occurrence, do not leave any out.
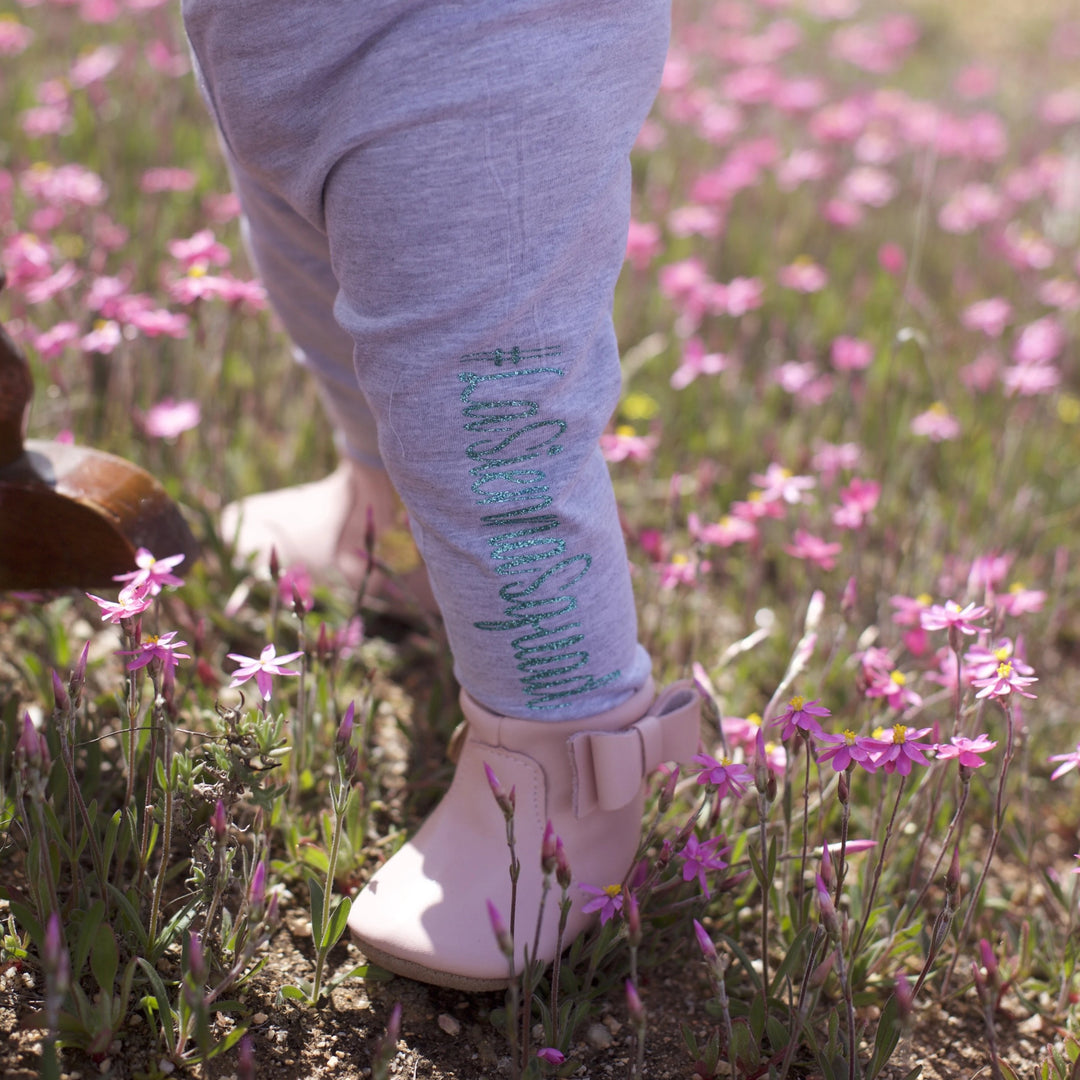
[183,0,700,985]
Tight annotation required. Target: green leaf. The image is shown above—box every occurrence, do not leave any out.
[320,895,352,953]
[90,924,119,996]
[278,984,308,1002]
[138,957,177,1048]
[866,994,902,1080]
[72,902,106,981]
[998,1063,1020,1080]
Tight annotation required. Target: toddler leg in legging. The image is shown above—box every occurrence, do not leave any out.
[183,0,701,987]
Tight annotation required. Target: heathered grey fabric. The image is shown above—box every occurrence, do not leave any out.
[183,0,668,720]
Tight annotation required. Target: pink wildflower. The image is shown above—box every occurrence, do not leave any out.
[830,336,874,372]
[120,631,190,675]
[691,753,753,799]
[689,513,758,548]
[920,600,989,636]
[226,643,304,703]
[815,729,879,773]
[752,462,816,505]
[910,403,960,441]
[772,696,831,740]
[934,734,997,768]
[139,398,201,438]
[784,529,842,571]
[971,660,1038,700]
[679,835,730,898]
[995,583,1046,617]
[778,257,828,293]
[580,883,624,925]
[962,298,1012,338]
[113,549,185,595]
[86,585,153,624]
[863,724,934,775]
[1049,744,1080,781]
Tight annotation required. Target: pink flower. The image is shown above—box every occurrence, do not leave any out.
[679,835,730,898]
[784,529,842,571]
[863,725,934,775]
[671,338,727,389]
[830,336,873,372]
[80,320,122,355]
[722,276,765,316]
[580,883,624,925]
[920,600,989,636]
[226,643,304,702]
[971,661,1038,700]
[1001,363,1060,396]
[658,553,710,589]
[113,548,185,595]
[1049,744,1080,781]
[964,638,1032,681]
[962,298,1012,338]
[600,428,657,464]
[536,1048,566,1066]
[139,398,201,438]
[995,583,1046,617]
[878,243,906,275]
[1013,317,1066,365]
[752,462,816,505]
[167,229,232,271]
[772,696,831,740]
[120,630,190,674]
[934,734,997,768]
[689,513,758,548]
[910,403,960,441]
[86,585,154,624]
[0,18,33,56]
[778,257,828,293]
[831,477,880,530]
[815,729,880,773]
[839,166,897,207]
[691,753,752,799]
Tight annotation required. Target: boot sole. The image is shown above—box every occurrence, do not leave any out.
[350,931,513,993]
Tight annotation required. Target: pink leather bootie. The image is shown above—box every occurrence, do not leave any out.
[220,461,438,619]
[347,680,702,990]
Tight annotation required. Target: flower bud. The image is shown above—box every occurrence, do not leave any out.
[211,799,228,842]
[819,843,834,891]
[693,919,717,962]
[978,938,999,988]
[895,972,914,1023]
[555,837,572,890]
[816,874,841,940]
[337,701,356,753]
[51,670,70,714]
[249,859,267,908]
[625,978,645,1023]
[541,820,557,876]
[385,1001,403,1044]
[364,505,377,560]
[187,931,207,983]
[268,545,281,583]
[838,769,849,805]
[238,1035,255,1080]
[536,1047,566,1065]
[486,899,512,957]
[753,730,769,795]
[484,762,515,820]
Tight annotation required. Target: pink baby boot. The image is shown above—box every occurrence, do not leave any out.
[347,680,702,990]
[220,460,437,619]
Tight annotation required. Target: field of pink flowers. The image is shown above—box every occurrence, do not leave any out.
[3,1,1080,1078]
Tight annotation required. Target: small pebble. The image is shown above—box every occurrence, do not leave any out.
[158,1062,175,1075]
[253,1012,269,1025]
[438,1014,461,1036]
[586,1022,613,1050]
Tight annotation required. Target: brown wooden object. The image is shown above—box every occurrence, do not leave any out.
[0,274,199,591]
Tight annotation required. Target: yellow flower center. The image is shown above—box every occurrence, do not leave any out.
[188,264,207,278]
[748,713,762,727]
[843,730,857,745]
[1008,582,1025,594]
[997,662,1012,678]
[603,884,622,898]
[994,646,1010,661]
[892,724,908,744]
[748,491,763,502]
[789,696,805,710]
[890,670,906,686]
[916,593,933,606]
[671,553,689,565]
